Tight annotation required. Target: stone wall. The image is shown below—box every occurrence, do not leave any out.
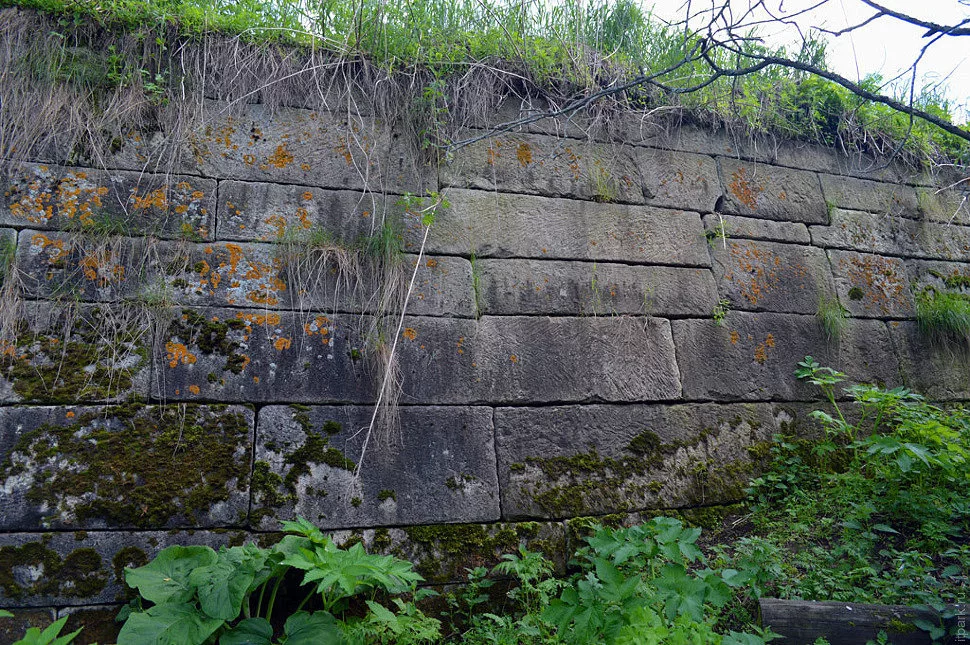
[1,97,969,636]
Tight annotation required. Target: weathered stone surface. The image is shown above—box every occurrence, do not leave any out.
[59,605,123,645]
[712,240,836,314]
[494,403,789,519]
[0,531,237,607]
[477,259,718,316]
[905,259,970,296]
[112,103,432,193]
[809,208,900,255]
[717,158,827,224]
[703,213,810,244]
[16,230,154,302]
[417,189,710,266]
[894,218,970,261]
[0,302,151,404]
[827,250,914,318]
[889,321,970,400]
[0,608,54,640]
[151,307,374,403]
[216,181,392,243]
[673,313,900,400]
[0,404,252,530]
[819,173,919,217]
[630,147,721,212]
[252,405,499,529]
[441,133,646,204]
[914,185,970,224]
[1,164,215,240]
[395,316,682,404]
[156,241,475,317]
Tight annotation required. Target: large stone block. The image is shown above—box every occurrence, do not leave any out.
[251,405,500,529]
[155,241,475,317]
[712,239,836,314]
[1,164,215,240]
[673,312,901,400]
[0,302,151,404]
[0,404,252,530]
[819,173,919,217]
[914,184,970,224]
[809,208,900,255]
[889,321,970,400]
[477,259,718,316]
[112,103,432,193]
[895,218,970,261]
[216,181,391,243]
[717,158,827,224]
[827,250,914,318]
[394,315,682,404]
[0,531,237,607]
[151,307,375,403]
[16,230,154,302]
[441,133,646,204]
[702,213,810,244]
[630,147,721,212]
[494,403,791,519]
[418,189,710,266]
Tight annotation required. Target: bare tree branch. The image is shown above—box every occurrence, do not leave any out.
[857,0,970,36]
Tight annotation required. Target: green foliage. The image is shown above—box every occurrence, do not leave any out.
[915,287,970,345]
[712,299,730,326]
[743,358,970,638]
[117,516,439,645]
[816,295,847,341]
[7,616,84,645]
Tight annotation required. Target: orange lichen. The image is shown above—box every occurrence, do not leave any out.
[130,187,169,211]
[841,255,908,315]
[30,234,68,262]
[402,328,417,341]
[516,142,533,166]
[729,331,740,345]
[273,337,292,351]
[730,168,764,209]
[188,384,201,395]
[426,258,438,268]
[66,411,75,419]
[509,354,519,363]
[267,145,294,168]
[166,342,197,368]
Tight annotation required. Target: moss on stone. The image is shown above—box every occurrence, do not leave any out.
[403,522,545,583]
[377,489,397,502]
[0,404,251,528]
[0,540,107,600]
[169,309,249,374]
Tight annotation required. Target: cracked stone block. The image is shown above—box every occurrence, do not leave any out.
[1,163,215,240]
[252,405,499,530]
[415,189,710,266]
[718,158,827,224]
[0,404,252,530]
[712,239,836,314]
[477,258,718,317]
[828,250,914,318]
[673,312,900,400]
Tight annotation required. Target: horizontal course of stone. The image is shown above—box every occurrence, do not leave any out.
[1,98,969,612]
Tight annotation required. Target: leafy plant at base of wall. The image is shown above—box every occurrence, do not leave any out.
[816,295,847,341]
[0,614,85,645]
[915,287,970,345]
[116,516,439,645]
[743,357,970,636]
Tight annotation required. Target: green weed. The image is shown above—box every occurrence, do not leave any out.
[712,298,730,326]
[915,287,970,345]
[816,294,847,341]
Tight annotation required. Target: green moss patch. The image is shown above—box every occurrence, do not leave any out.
[0,404,252,528]
[169,309,249,374]
[0,538,107,600]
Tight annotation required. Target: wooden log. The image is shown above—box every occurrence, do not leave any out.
[759,598,949,645]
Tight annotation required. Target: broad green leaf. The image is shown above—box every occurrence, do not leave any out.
[189,547,262,621]
[219,618,273,645]
[0,610,13,618]
[282,611,345,645]
[116,602,223,645]
[125,546,218,605]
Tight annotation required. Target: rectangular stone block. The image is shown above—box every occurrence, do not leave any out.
[111,103,432,194]
[441,132,646,204]
[0,404,253,530]
[494,403,791,519]
[418,189,710,266]
[712,239,836,314]
[914,185,970,224]
[156,241,474,317]
[0,531,237,607]
[703,213,810,244]
[477,258,718,317]
[151,307,375,403]
[828,250,914,318]
[630,147,721,212]
[889,321,970,400]
[673,312,900,400]
[819,173,919,217]
[395,315,683,404]
[0,302,151,404]
[809,208,900,255]
[1,163,215,240]
[895,218,970,261]
[216,181,391,243]
[17,230,153,302]
[252,405,500,530]
[717,158,827,224]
